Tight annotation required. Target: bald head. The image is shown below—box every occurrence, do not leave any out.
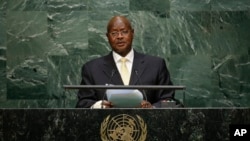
[107,16,133,33]
[106,16,134,57]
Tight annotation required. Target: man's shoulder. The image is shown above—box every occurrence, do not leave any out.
[83,54,109,67]
[136,51,165,62]
[86,56,105,64]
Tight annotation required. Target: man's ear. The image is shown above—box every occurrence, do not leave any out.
[131,28,134,33]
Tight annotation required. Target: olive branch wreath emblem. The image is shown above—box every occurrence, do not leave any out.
[100,114,147,141]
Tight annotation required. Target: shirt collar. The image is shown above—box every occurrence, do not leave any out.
[113,49,134,63]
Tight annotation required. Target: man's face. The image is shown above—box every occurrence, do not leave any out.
[106,18,134,57]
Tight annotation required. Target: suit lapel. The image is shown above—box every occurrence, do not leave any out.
[102,52,124,85]
[130,51,146,85]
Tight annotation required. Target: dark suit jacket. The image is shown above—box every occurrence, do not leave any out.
[76,50,174,108]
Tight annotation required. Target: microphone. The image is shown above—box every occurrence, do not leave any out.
[135,70,148,102]
[108,69,116,85]
[102,69,116,108]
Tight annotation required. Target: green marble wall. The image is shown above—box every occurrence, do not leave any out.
[0,0,249,108]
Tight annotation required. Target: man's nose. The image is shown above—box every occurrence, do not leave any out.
[117,32,124,38]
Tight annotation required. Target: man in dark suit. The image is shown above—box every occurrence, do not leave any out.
[76,16,175,108]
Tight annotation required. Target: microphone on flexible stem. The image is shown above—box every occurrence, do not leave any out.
[135,70,148,102]
[102,69,116,109]
[108,69,116,85]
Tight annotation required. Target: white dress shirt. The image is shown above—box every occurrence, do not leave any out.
[112,49,134,77]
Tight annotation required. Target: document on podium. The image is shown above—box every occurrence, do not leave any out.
[106,89,143,108]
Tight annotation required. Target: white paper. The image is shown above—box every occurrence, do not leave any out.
[106,89,143,108]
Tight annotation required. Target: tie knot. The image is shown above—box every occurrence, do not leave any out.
[120,57,127,63]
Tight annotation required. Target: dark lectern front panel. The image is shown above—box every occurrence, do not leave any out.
[1,108,250,141]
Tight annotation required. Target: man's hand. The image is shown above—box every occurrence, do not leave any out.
[101,100,113,108]
[140,100,153,108]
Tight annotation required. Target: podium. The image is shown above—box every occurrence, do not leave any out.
[1,108,250,140]
[63,85,186,107]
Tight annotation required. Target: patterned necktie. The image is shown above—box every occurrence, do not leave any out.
[120,57,130,85]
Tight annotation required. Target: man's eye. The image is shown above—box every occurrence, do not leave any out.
[109,30,130,37]
[111,32,118,36]
[122,30,128,34]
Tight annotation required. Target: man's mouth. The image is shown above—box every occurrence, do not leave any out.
[117,42,125,46]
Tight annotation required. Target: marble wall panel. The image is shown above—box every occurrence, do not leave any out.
[0,11,6,46]
[47,11,88,55]
[130,11,171,57]
[0,0,249,108]
[48,0,87,11]
[170,0,211,11]
[169,55,212,107]
[6,11,51,99]
[130,0,170,17]
[212,0,250,11]
[47,55,85,103]
[0,1,6,102]
[169,11,212,55]
[210,11,250,56]
[0,0,7,11]
[0,54,6,101]
[208,10,250,107]
[211,55,250,107]
[89,0,129,11]
[0,11,6,102]
[6,0,48,11]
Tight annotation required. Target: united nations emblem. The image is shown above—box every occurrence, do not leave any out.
[100,114,147,141]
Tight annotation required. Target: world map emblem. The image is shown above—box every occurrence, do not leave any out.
[100,114,147,141]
